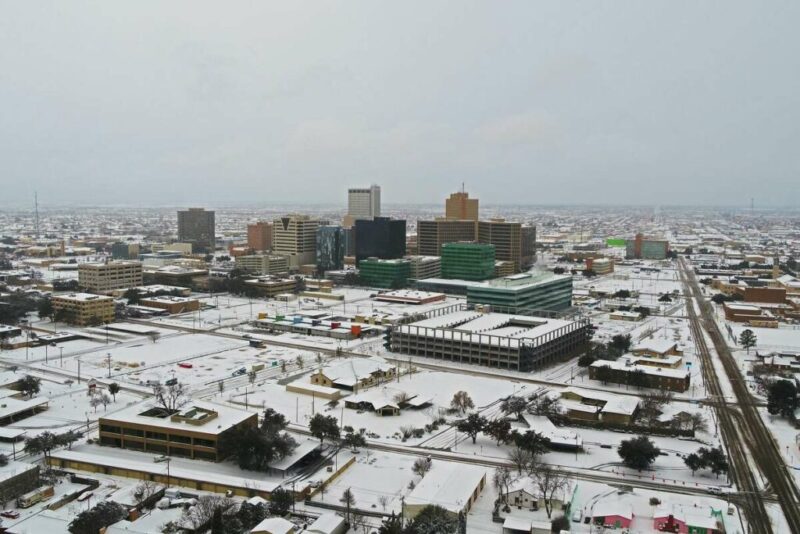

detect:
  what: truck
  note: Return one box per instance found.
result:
[17,486,54,508]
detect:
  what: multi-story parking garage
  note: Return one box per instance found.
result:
[390,304,591,372]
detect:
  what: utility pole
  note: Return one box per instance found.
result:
[106,353,112,378]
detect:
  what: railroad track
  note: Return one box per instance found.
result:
[680,258,800,533]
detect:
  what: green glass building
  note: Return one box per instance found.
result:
[359,258,411,289]
[440,242,495,280]
[467,272,573,313]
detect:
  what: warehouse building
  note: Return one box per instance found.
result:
[391,305,591,371]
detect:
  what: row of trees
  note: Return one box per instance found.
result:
[684,446,728,477]
[25,430,81,462]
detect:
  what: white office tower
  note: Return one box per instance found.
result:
[347,185,381,220]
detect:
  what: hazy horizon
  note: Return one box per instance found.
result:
[2,1,799,207]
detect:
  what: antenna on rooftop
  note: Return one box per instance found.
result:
[34,191,40,239]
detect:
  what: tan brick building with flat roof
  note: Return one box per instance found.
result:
[79,261,143,294]
[99,401,257,462]
[52,293,115,325]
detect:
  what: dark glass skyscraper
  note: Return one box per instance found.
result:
[316,225,345,273]
[354,217,406,265]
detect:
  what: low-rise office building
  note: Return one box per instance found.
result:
[245,276,298,298]
[98,401,257,461]
[52,293,115,325]
[139,295,201,314]
[359,258,411,289]
[441,242,495,281]
[405,255,441,280]
[586,257,614,275]
[589,358,690,392]
[79,261,143,294]
[625,234,670,260]
[467,272,573,313]
[235,254,290,276]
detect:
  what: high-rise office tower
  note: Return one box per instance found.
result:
[247,221,273,251]
[347,185,381,220]
[354,217,406,265]
[316,225,345,273]
[445,190,479,221]
[272,214,319,268]
[177,208,215,253]
[478,219,536,272]
[417,219,477,256]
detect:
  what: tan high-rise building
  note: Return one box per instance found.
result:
[272,214,319,268]
[247,221,273,251]
[445,191,479,221]
[417,219,477,256]
[79,261,143,294]
[177,208,215,253]
[478,219,536,272]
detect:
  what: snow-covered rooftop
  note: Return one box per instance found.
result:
[404,461,486,513]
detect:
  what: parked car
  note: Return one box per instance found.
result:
[1,510,20,519]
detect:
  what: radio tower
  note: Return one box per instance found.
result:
[34,191,40,239]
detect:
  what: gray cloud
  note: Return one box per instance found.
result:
[0,0,798,208]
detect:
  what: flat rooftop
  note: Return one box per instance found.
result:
[100,399,254,436]
[53,292,114,302]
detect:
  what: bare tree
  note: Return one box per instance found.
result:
[351,512,370,533]
[508,447,533,475]
[99,392,111,411]
[296,355,304,369]
[147,332,161,343]
[90,394,103,413]
[183,495,236,529]
[152,383,190,413]
[340,488,356,524]
[493,467,512,506]
[133,480,160,506]
[528,461,572,519]
[412,457,431,477]
[690,412,708,434]
[450,391,474,414]
[378,495,389,511]
[394,391,413,406]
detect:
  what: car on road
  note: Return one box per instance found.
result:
[231,367,247,377]
[177,362,193,369]
[1,510,20,519]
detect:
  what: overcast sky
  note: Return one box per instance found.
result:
[1,1,798,208]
